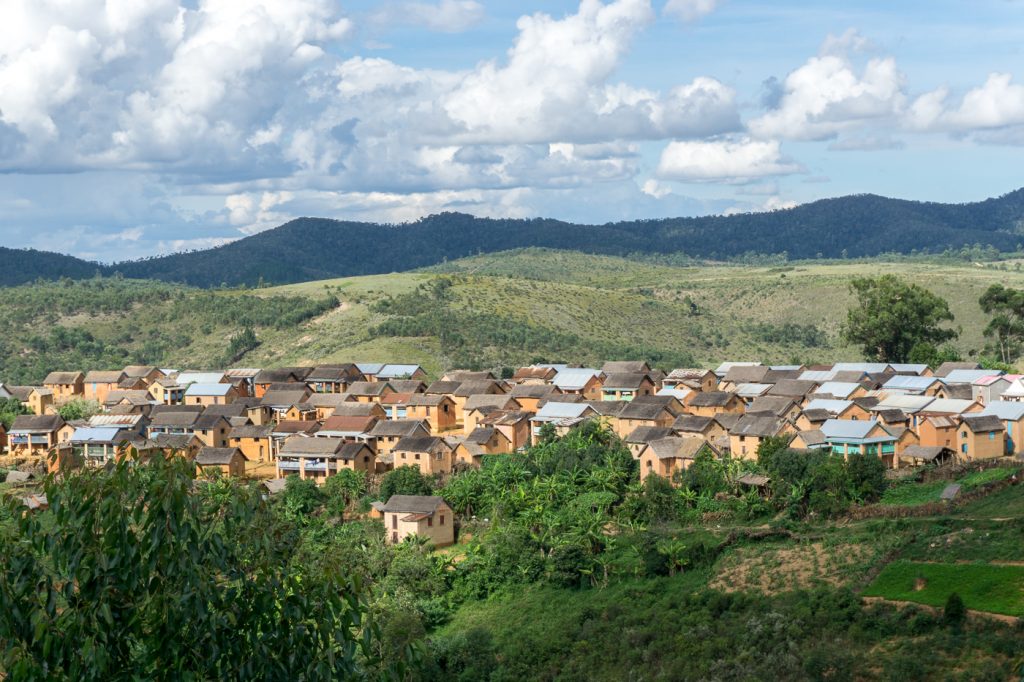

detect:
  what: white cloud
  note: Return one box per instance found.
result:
[907,73,1024,136]
[656,137,802,182]
[749,31,906,141]
[663,0,720,22]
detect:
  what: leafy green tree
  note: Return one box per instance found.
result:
[0,455,388,679]
[907,342,962,370]
[979,284,1024,363]
[844,275,958,362]
[280,474,325,518]
[943,592,967,628]
[845,452,887,503]
[57,398,101,421]
[0,398,31,429]
[380,466,434,500]
[322,468,367,516]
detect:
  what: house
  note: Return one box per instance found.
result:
[662,368,717,393]
[444,370,498,382]
[184,383,239,406]
[462,395,521,434]
[392,436,454,475]
[819,419,900,464]
[728,415,792,460]
[253,368,312,397]
[465,426,512,454]
[881,375,946,396]
[746,396,802,421]
[43,371,84,400]
[368,419,431,456]
[602,360,651,375]
[355,363,385,381]
[7,414,68,456]
[345,381,395,404]
[957,414,1006,461]
[68,426,133,467]
[149,379,186,405]
[510,383,561,412]
[331,401,387,419]
[719,365,771,391]
[671,414,727,442]
[377,364,427,382]
[280,437,375,480]
[766,379,820,400]
[83,370,127,403]
[271,420,319,453]
[812,381,867,400]
[934,361,982,378]
[149,433,203,460]
[380,495,454,547]
[800,398,869,422]
[317,415,380,441]
[389,379,427,394]
[147,410,201,439]
[972,375,1020,405]
[380,392,416,421]
[552,368,605,400]
[944,369,1003,385]
[228,424,275,462]
[601,373,656,401]
[193,414,233,448]
[638,437,719,484]
[530,402,598,440]
[478,410,532,451]
[686,391,744,418]
[122,365,165,387]
[734,383,772,403]
[916,415,960,450]
[305,365,357,394]
[624,425,675,458]
[103,390,153,414]
[978,401,1024,454]
[898,445,955,468]
[451,380,508,414]
[261,387,314,421]
[510,366,558,384]
[27,388,54,416]
[613,401,676,438]
[195,447,248,477]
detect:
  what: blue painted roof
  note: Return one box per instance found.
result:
[184,383,232,396]
[70,427,124,443]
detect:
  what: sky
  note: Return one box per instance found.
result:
[2,0,1024,261]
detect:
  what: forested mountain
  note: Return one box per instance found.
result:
[5,189,1024,287]
[0,247,99,285]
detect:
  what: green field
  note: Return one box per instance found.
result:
[864,560,1024,617]
[879,467,1020,507]
[2,249,1023,383]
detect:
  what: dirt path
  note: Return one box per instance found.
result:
[861,596,1021,625]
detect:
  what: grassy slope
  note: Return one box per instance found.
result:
[864,561,1024,617]
[4,250,1023,382]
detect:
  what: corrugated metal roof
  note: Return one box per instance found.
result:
[355,363,385,374]
[919,398,977,415]
[735,383,772,398]
[70,426,125,443]
[176,372,225,385]
[814,381,860,398]
[552,368,601,390]
[980,401,1024,421]
[803,399,854,414]
[832,362,891,373]
[883,375,940,391]
[378,364,423,378]
[184,383,233,396]
[875,395,935,412]
[820,419,883,441]
[535,402,593,419]
[944,369,1003,384]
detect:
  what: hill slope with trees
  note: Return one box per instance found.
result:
[4,188,1024,287]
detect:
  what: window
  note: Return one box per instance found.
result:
[415,453,420,460]
[989,431,996,440]
[392,514,397,529]
[961,431,968,439]
[961,444,968,453]
[440,515,445,525]
[427,517,432,527]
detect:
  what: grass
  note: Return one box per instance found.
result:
[879,466,1020,507]
[863,560,1024,617]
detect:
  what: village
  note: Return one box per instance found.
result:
[1,359,1021,546]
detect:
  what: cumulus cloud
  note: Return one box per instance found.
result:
[907,73,1024,139]
[750,31,906,141]
[656,137,802,182]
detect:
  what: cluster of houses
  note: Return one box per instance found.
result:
[2,359,1023,543]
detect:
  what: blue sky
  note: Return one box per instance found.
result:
[1,0,1023,260]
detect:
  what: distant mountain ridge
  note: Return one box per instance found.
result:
[3,188,1024,287]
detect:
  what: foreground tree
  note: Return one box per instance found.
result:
[0,455,393,680]
[844,275,958,362]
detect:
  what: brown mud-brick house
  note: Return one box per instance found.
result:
[306,393,352,420]
[509,383,562,412]
[747,396,802,422]
[478,410,532,451]
[316,415,380,441]
[451,380,509,414]
[613,400,676,439]
[346,381,395,404]
[228,424,274,462]
[686,391,744,418]
[552,368,605,401]
[122,365,165,387]
[404,394,458,432]
[638,437,720,484]
[6,414,68,456]
[464,426,512,454]
[253,368,312,398]
[662,369,717,393]
[624,425,675,459]
[195,447,248,477]
[27,388,54,416]
[305,365,355,394]
[601,373,656,401]
[462,395,521,434]
[381,495,454,547]
[149,379,186,405]
[83,370,128,404]
[671,414,727,443]
[43,371,84,400]
[377,364,428,383]
[368,419,431,457]
[957,414,1006,462]
[184,383,239,407]
[392,435,454,475]
[510,366,558,385]
[729,414,794,459]
[277,435,343,481]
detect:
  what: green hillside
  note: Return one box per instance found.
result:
[0,251,1021,383]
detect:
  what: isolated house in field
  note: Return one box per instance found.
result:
[728,414,792,460]
[195,447,247,477]
[83,371,127,404]
[686,391,744,418]
[957,414,1006,462]
[43,371,84,400]
[184,383,239,407]
[552,368,605,400]
[7,414,67,456]
[392,435,454,475]
[638,437,719,484]
[381,495,454,547]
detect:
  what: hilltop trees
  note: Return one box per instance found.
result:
[844,275,958,363]
[979,283,1024,363]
